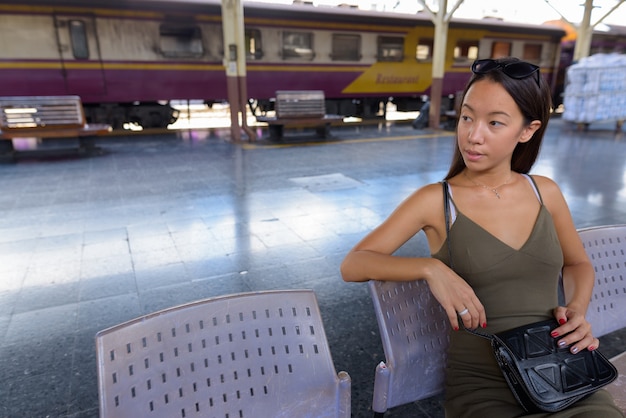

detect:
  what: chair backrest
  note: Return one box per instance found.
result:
[578,225,626,338]
[96,289,351,418]
[368,279,449,414]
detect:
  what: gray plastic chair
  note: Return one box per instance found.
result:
[368,279,449,416]
[578,224,626,338]
[96,289,351,418]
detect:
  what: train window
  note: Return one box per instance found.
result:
[159,24,204,58]
[454,40,478,62]
[246,28,263,60]
[282,31,314,60]
[416,38,433,61]
[523,43,542,62]
[331,34,361,61]
[378,36,404,62]
[69,20,89,60]
[491,41,512,58]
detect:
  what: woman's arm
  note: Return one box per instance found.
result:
[535,175,598,352]
[340,182,486,330]
[340,182,449,282]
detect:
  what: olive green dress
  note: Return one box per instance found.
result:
[432,176,623,417]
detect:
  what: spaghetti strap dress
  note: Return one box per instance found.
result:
[431,175,623,418]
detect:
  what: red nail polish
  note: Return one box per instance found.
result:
[588,345,596,351]
[482,322,487,328]
[454,326,459,331]
[551,331,559,337]
[558,318,566,325]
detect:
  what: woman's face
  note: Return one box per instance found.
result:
[457,78,540,171]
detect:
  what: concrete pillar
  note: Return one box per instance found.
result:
[418,0,464,129]
[429,1,449,130]
[573,0,594,62]
[221,0,256,141]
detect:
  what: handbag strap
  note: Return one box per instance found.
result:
[442,181,494,341]
[442,181,453,270]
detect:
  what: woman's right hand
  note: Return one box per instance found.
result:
[425,258,487,331]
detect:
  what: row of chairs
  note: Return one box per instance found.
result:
[96,225,626,417]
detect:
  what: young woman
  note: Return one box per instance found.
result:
[340,57,623,417]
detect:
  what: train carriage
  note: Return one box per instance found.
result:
[0,0,565,128]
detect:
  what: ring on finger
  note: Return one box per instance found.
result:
[458,308,469,316]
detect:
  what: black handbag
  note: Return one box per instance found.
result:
[441,181,618,413]
[465,318,618,412]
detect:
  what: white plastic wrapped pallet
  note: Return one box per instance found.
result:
[562,53,626,125]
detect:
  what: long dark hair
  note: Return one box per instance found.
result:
[444,57,553,180]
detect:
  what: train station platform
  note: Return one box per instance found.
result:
[1,117,625,417]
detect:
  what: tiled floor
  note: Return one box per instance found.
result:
[1,118,625,417]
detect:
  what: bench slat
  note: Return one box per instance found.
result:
[0,124,111,140]
[255,115,343,125]
[0,96,86,130]
[275,90,326,119]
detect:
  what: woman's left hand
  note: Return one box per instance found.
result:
[552,306,599,354]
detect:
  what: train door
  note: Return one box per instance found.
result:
[53,14,106,98]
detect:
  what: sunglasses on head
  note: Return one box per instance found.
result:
[471,59,541,87]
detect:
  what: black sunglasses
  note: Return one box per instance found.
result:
[471,59,541,87]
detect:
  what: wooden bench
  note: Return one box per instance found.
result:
[0,95,111,159]
[255,90,343,141]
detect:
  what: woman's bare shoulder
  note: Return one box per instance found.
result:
[527,174,563,197]
[528,174,558,187]
[527,174,569,214]
[404,182,446,206]
[396,182,447,228]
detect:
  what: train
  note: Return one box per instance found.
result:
[0,0,567,129]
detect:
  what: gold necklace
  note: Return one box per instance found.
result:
[464,171,512,199]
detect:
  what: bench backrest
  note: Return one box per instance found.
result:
[0,95,86,130]
[275,90,325,118]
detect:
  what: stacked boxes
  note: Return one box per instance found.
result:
[562,54,626,125]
